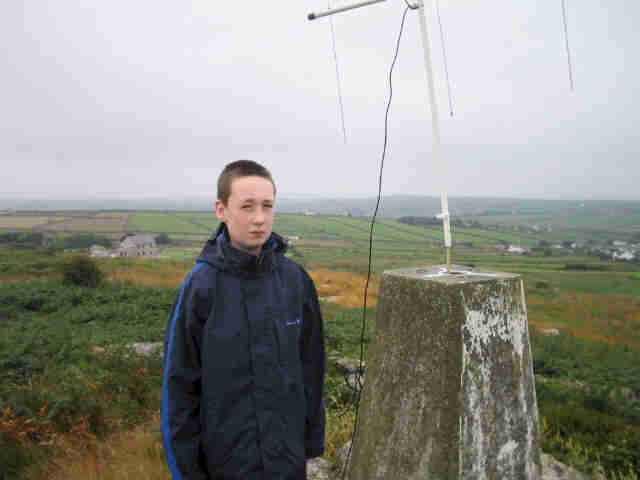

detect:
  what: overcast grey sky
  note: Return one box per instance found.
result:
[1,0,638,200]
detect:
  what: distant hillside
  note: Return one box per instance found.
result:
[2,195,640,222]
[277,196,640,222]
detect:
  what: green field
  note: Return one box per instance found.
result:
[2,206,637,253]
[122,212,564,246]
[127,212,211,235]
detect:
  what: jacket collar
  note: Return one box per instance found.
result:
[197,223,287,274]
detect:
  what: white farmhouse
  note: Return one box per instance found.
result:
[89,245,111,258]
[284,235,300,246]
[613,250,635,261]
[119,234,157,258]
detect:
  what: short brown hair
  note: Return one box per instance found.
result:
[217,160,276,205]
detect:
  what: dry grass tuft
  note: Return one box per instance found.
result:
[324,409,356,461]
[310,269,379,309]
[528,292,640,348]
[106,260,191,289]
[1,255,380,311]
[45,416,170,480]
[106,264,380,309]
[44,410,353,479]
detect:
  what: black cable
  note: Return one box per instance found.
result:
[340,6,411,479]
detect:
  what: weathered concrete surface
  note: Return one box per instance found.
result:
[541,454,589,480]
[308,457,332,480]
[339,441,583,480]
[346,265,541,480]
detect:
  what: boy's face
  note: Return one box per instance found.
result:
[215,175,275,256]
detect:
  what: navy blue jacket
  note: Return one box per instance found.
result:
[162,225,326,480]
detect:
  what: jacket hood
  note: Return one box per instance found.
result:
[196,223,288,274]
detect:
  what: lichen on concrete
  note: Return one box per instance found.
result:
[459,277,541,479]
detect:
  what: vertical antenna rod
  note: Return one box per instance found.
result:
[417,0,452,268]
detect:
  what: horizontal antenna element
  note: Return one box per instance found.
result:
[308,0,387,21]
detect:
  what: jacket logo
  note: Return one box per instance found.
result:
[286,317,301,326]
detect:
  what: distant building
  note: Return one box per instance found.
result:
[613,250,635,261]
[119,234,157,258]
[507,245,527,254]
[89,245,111,258]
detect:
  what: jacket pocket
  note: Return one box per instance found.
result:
[272,311,301,366]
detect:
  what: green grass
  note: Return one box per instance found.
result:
[461,210,640,244]
[161,248,200,261]
[0,281,176,346]
[0,279,171,479]
[0,248,66,278]
[532,329,640,475]
[522,270,640,296]
[172,212,220,231]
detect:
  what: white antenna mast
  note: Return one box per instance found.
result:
[309,0,454,269]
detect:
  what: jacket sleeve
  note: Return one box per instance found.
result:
[162,265,210,480]
[300,269,326,458]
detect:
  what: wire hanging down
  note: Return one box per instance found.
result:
[340,6,412,479]
[561,0,575,91]
[328,1,348,144]
[435,0,455,116]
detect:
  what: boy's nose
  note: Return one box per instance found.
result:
[253,208,265,224]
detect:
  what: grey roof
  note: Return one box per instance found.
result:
[123,234,156,246]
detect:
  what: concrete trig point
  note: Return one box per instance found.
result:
[346,265,542,479]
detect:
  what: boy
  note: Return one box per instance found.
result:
[162,160,326,480]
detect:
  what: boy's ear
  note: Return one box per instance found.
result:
[215,200,226,222]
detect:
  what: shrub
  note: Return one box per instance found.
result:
[565,263,605,271]
[397,216,441,227]
[155,233,170,245]
[61,256,105,288]
[50,233,112,251]
[540,402,640,474]
[0,232,44,249]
